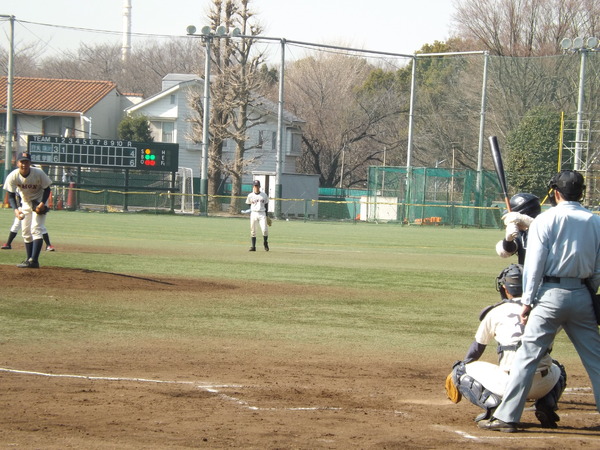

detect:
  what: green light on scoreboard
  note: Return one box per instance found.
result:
[144,148,157,166]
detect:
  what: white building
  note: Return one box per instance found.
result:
[125,74,305,183]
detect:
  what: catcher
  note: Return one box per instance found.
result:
[3,152,52,268]
[446,264,566,428]
[496,193,541,265]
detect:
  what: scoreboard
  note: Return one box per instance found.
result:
[27,135,179,172]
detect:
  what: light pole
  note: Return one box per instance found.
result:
[560,36,599,171]
[2,15,15,176]
[186,24,230,215]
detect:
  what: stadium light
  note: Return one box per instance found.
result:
[560,36,599,171]
[186,25,236,215]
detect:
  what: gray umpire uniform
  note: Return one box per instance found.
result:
[493,199,600,424]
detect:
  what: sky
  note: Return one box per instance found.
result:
[1,0,456,60]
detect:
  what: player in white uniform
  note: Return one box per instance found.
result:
[449,264,566,428]
[3,151,53,268]
[245,180,269,251]
[2,189,55,251]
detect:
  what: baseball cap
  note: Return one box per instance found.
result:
[253,180,260,187]
[549,170,585,198]
[17,152,31,162]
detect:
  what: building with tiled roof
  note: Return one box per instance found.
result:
[0,77,141,159]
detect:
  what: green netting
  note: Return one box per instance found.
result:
[366,166,503,227]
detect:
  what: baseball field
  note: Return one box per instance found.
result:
[0,209,599,448]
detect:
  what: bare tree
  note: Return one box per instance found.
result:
[452,0,600,56]
[12,38,200,97]
[187,0,267,212]
[285,52,404,188]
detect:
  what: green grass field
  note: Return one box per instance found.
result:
[0,209,578,363]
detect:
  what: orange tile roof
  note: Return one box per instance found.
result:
[0,77,117,115]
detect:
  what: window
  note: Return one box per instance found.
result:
[43,116,75,137]
[258,130,276,150]
[150,121,175,143]
[289,133,302,156]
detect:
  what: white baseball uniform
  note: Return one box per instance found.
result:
[246,190,269,237]
[4,166,52,242]
[466,300,560,399]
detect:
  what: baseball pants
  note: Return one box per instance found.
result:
[250,211,268,237]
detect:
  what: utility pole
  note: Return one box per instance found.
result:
[2,15,15,176]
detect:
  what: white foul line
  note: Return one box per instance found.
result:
[0,367,342,412]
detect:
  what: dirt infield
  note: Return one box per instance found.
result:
[2,266,600,448]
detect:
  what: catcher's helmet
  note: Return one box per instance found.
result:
[496,264,523,298]
[548,170,585,205]
[509,193,541,218]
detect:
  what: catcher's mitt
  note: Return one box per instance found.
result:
[267,216,272,226]
[445,372,462,403]
[35,203,49,215]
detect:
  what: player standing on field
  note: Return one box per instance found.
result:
[3,152,52,268]
[245,180,269,252]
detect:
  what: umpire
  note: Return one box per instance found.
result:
[480,170,600,432]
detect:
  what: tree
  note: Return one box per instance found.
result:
[117,115,154,142]
[505,106,562,197]
[186,0,267,213]
[285,52,405,188]
[16,39,201,97]
[452,0,600,57]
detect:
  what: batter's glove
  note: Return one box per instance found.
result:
[35,203,49,215]
[502,211,534,230]
[505,222,519,242]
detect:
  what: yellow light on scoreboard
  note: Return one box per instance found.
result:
[143,148,157,166]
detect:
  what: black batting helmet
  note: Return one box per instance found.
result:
[496,264,523,299]
[509,193,541,218]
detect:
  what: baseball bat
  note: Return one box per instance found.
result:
[488,136,511,212]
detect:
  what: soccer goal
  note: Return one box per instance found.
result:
[176,167,195,214]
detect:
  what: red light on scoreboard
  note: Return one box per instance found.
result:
[144,148,156,166]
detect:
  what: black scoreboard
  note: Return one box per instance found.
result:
[27,135,179,172]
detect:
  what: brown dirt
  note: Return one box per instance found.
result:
[1,265,600,449]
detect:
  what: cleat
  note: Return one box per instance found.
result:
[478,418,518,433]
[535,409,559,429]
[17,259,40,269]
[46,245,56,252]
[474,408,495,423]
[248,247,256,252]
[1,243,11,250]
[264,243,269,251]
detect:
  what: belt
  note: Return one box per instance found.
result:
[543,276,584,285]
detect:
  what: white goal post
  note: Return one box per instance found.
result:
[177,167,195,214]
